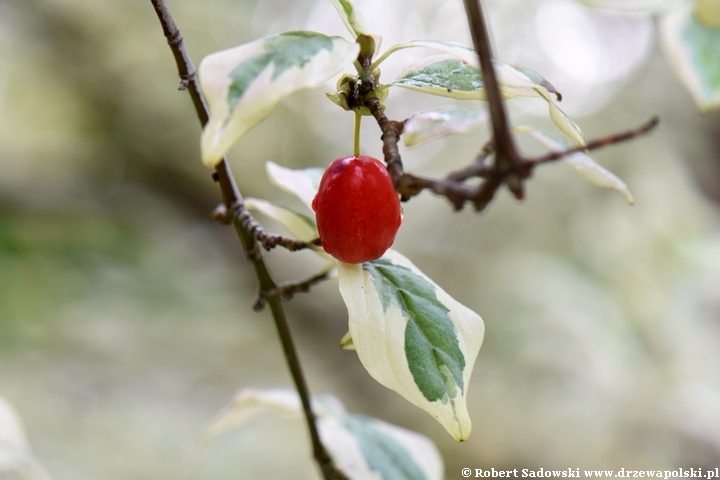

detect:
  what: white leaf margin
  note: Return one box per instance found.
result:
[203,388,443,480]
[380,40,586,146]
[336,250,484,441]
[199,33,359,167]
[202,388,345,440]
[327,0,383,55]
[516,125,635,204]
[403,106,489,147]
[661,3,720,112]
[263,161,485,440]
[266,161,324,213]
[245,197,319,243]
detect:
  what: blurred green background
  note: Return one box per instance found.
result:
[1,0,719,478]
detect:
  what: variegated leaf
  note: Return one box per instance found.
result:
[265,161,325,212]
[372,40,481,70]
[336,250,484,441]
[388,45,585,146]
[327,0,382,56]
[204,389,443,480]
[661,4,720,111]
[202,388,345,440]
[403,106,489,147]
[199,32,359,166]
[325,415,443,480]
[392,55,487,101]
[517,126,634,204]
[376,39,557,100]
[533,87,587,148]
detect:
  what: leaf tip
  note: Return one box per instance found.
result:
[623,189,636,206]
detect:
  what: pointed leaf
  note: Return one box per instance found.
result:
[327,0,382,56]
[202,388,346,440]
[244,197,318,242]
[517,126,634,204]
[534,88,586,147]
[337,250,484,441]
[323,415,443,480]
[403,106,489,147]
[199,32,359,166]
[392,55,489,100]
[661,4,720,111]
[265,161,325,212]
[204,389,443,479]
[391,54,585,146]
[376,39,560,98]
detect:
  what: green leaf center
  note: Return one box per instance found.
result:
[228,32,335,111]
[364,259,465,403]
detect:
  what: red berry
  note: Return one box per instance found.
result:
[312,156,402,264]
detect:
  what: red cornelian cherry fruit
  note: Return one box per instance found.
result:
[312,156,402,264]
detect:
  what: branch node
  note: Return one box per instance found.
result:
[167,28,183,48]
[253,269,333,311]
[178,68,196,90]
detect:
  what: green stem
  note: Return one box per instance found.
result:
[369,42,413,72]
[354,112,362,157]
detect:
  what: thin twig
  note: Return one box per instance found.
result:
[212,203,321,255]
[445,139,495,182]
[525,116,660,166]
[360,0,658,213]
[463,0,521,174]
[149,2,346,478]
[254,268,335,311]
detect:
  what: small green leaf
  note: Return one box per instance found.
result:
[199,32,359,166]
[662,4,720,111]
[340,331,355,350]
[337,250,484,441]
[403,106,489,147]
[517,126,634,204]
[265,161,325,212]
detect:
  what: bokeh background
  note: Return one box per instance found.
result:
[1,0,719,478]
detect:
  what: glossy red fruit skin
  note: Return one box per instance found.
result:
[312,156,402,264]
